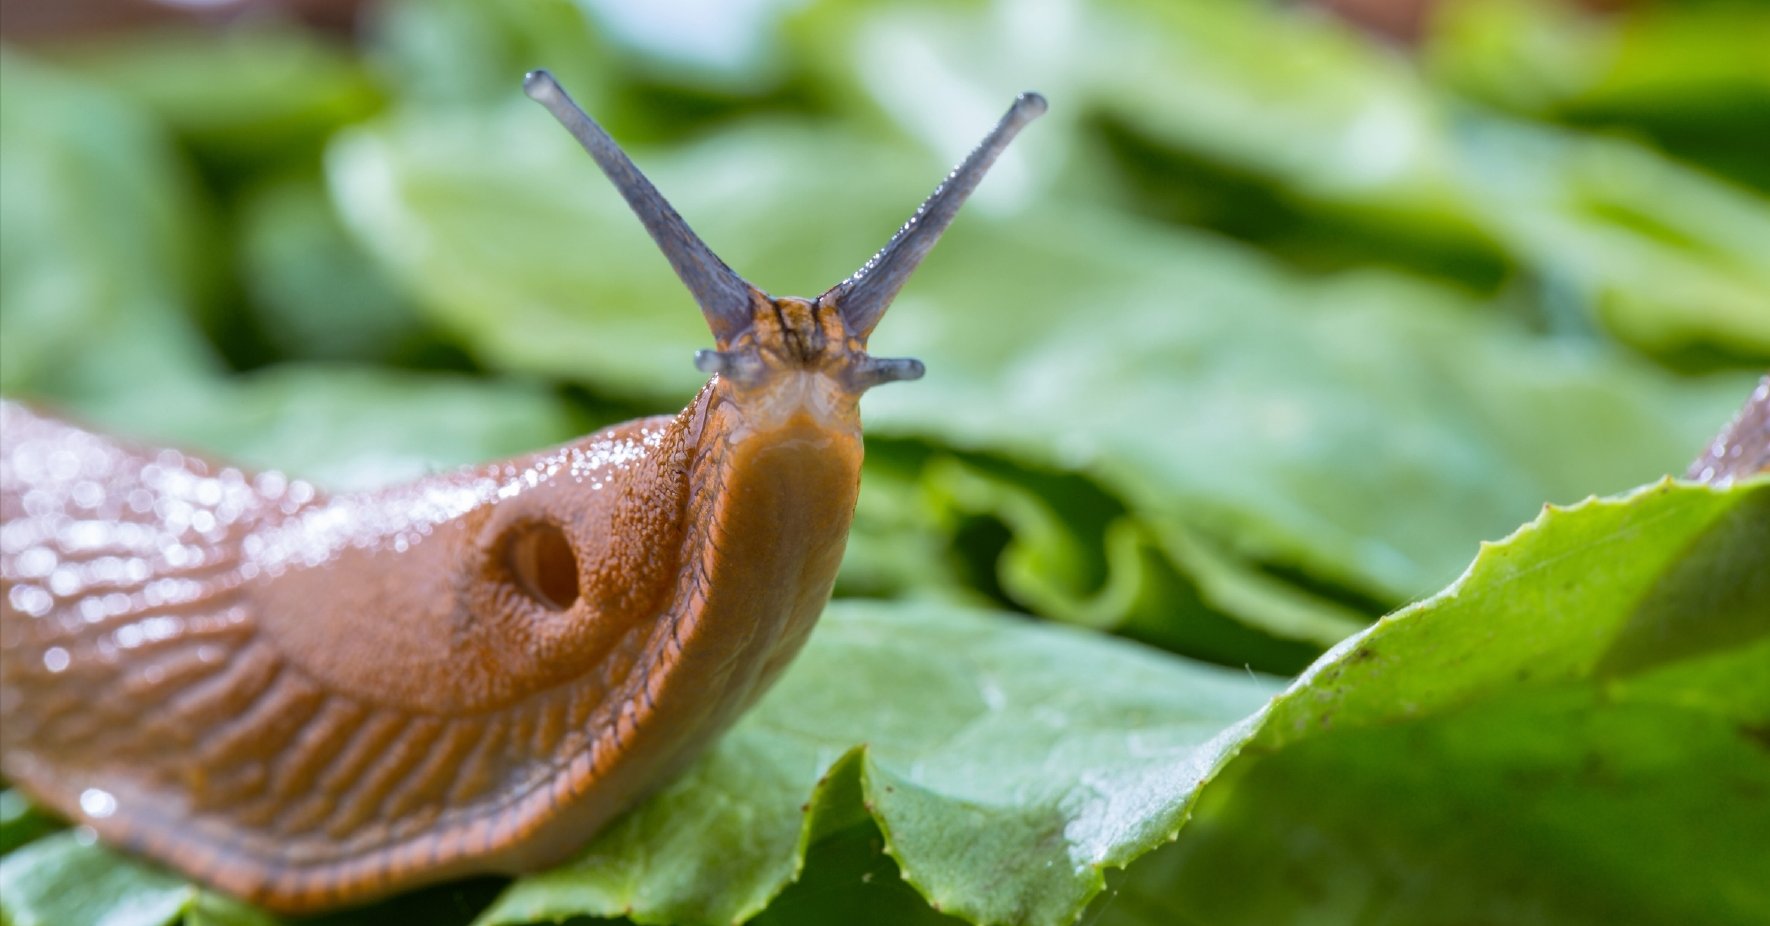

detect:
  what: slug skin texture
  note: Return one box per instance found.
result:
[0,373,855,907]
[0,75,1045,911]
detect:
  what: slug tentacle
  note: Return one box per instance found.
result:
[523,69,764,345]
[0,401,717,906]
[820,92,1048,338]
[693,348,765,386]
[0,76,1045,913]
[847,355,927,391]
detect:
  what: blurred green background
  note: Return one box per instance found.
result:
[4,0,1763,675]
[0,0,1766,920]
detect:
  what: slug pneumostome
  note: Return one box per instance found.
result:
[0,72,1047,911]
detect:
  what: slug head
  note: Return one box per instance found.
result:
[523,70,1045,416]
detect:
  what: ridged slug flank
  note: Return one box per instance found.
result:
[0,72,1047,912]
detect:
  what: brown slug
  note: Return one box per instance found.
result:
[0,71,1047,912]
[1687,375,1770,486]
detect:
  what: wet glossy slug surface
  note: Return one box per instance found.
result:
[0,74,1045,912]
[0,383,856,909]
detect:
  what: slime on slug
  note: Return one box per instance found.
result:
[0,71,1046,911]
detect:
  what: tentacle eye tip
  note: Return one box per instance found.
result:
[694,348,765,385]
[523,69,561,101]
[692,349,723,374]
[850,356,925,391]
[883,357,926,383]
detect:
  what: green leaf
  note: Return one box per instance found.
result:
[0,833,503,926]
[179,892,283,926]
[0,832,194,926]
[476,600,1281,926]
[0,602,1277,926]
[917,456,1362,672]
[42,365,580,493]
[1103,477,1770,926]
[371,0,619,109]
[235,175,429,366]
[834,448,977,604]
[48,26,381,171]
[327,111,945,400]
[0,52,217,402]
[1429,0,1770,192]
[749,822,965,926]
[181,877,507,926]
[326,108,1749,611]
[1095,0,1770,359]
[4,6,1766,924]
[1259,479,1767,743]
[3,479,1761,925]
[804,0,1770,359]
[0,790,61,856]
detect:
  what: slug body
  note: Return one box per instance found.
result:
[0,73,1046,911]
